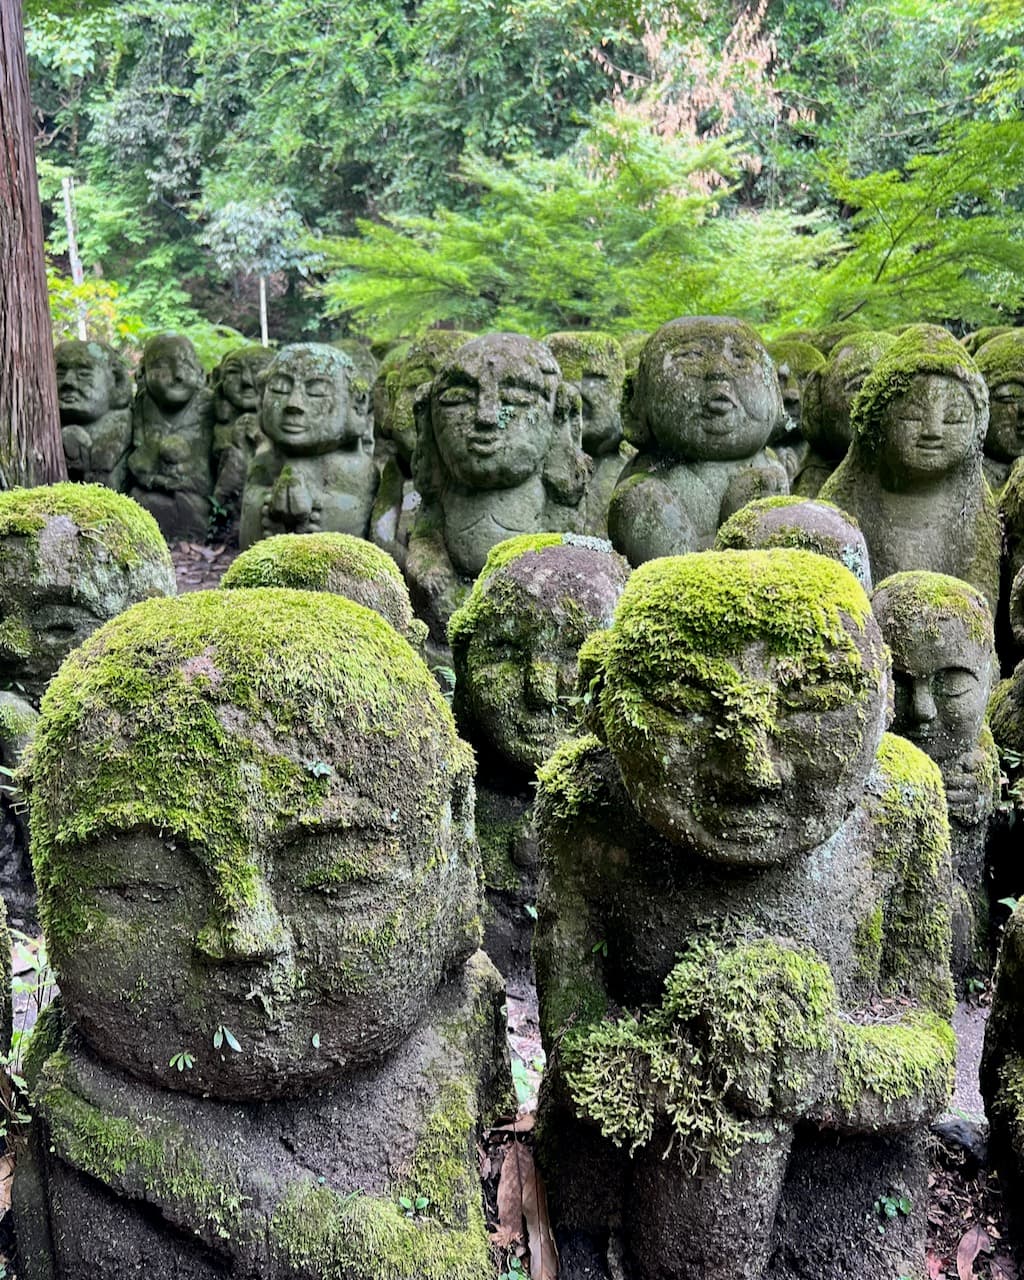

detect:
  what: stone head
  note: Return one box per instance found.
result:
[261,344,359,457]
[221,533,426,648]
[31,588,480,1100]
[54,340,131,425]
[801,331,895,459]
[963,325,1015,356]
[416,333,576,495]
[848,325,988,483]
[715,496,872,589]
[0,485,175,701]
[449,534,630,772]
[379,331,472,464]
[581,549,889,866]
[873,571,994,766]
[332,340,379,446]
[626,317,786,462]
[543,332,626,456]
[975,330,1024,464]
[139,334,206,412]
[211,345,274,418]
[765,339,826,432]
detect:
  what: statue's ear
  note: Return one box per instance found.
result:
[543,379,590,506]
[576,629,613,741]
[620,368,650,449]
[411,384,444,500]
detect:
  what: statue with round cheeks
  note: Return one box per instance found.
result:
[765,339,825,435]
[0,484,175,702]
[30,589,480,1100]
[974,329,1024,491]
[137,333,206,412]
[449,534,630,774]
[212,345,274,421]
[583,549,889,866]
[378,330,473,469]
[715,495,872,590]
[55,339,134,489]
[260,344,359,457]
[543,331,626,458]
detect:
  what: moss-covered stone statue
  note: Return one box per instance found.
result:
[448,532,630,973]
[0,484,175,924]
[608,317,789,566]
[377,331,474,472]
[764,338,825,481]
[820,325,998,613]
[240,344,380,549]
[973,329,1024,494]
[543,332,630,537]
[127,332,215,542]
[407,333,590,649]
[963,325,1016,356]
[715,494,872,589]
[981,901,1024,1245]
[793,330,895,498]
[221,532,427,650]
[14,588,508,1280]
[534,549,954,1280]
[209,344,275,526]
[55,339,133,490]
[872,572,998,990]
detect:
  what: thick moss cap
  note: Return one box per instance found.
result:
[765,339,826,378]
[872,570,993,649]
[0,483,172,570]
[543,332,626,384]
[975,330,1024,388]
[31,588,470,939]
[848,325,987,460]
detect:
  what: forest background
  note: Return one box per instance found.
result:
[25,0,1024,365]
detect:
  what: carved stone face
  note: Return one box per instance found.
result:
[879,373,978,480]
[809,337,891,456]
[638,319,782,462]
[142,336,205,411]
[598,551,887,867]
[32,590,478,1099]
[431,336,558,490]
[985,381,1024,463]
[218,350,270,415]
[261,346,355,456]
[55,341,121,424]
[544,334,625,457]
[453,541,629,771]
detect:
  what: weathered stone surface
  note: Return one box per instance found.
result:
[608,317,789,565]
[240,344,379,548]
[407,333,589,648]
[981,901,1024,1248]
[821,325,998,613]
[376,331,473,471]
[873,571,998,989]
[209,345,275,525]
[55,339,133,490]
[974,328,1024,493]
[128,333,215,542]
[534,549,954,1280]
[715,494,872,589]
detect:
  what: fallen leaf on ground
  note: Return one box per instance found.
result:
[956,1224,992,1280]
[925,1250,945,1278]
[495,1141,528,1243]
[519,1144,558,1280]
[492,1113,536,1134]
[0,1153,15,1216]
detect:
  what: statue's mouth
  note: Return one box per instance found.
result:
[466,432,503,455]
[705,393,737,416]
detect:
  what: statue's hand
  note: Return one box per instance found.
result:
[942,746,991,826]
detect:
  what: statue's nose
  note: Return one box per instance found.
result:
[195,879,291,964]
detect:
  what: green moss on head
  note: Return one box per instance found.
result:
[849,326,987,462]
[765,340,826,378]
[30,588,469,949]
[543,331,626,384]
[975,329,1024,388]
[0,484,171,571]
[715,498,869,586]
[446,533,572,651]
[872,570,993,649]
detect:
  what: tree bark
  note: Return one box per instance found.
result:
[0,0,66,487]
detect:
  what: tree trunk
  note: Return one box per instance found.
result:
[0,0,66,488]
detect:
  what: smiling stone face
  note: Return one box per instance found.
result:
[586,549,888,866]
[975,330,1024,464]
[430,335,560,490]
[55,341,129,425]
[31,589,480,1099]
[879,373,978,481]
[141,335,206,412]
[635,318,784,462]
[261,345,356,456]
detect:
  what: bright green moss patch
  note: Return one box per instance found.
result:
[0,483,170,570]
[543,331,626,383]
[536,735,609,824]
[872,570,993,647]
[995,1055,1024,1157]
[222,533,403,592]
[0,698,37,744]
[447,533,565,651]
[765,339,826,377]
[835,1010,955,1116]
[0,617,33,659]
[975,329,1024,388]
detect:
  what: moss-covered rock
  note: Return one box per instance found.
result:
[715,495,872,588]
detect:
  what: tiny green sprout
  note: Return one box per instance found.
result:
[305,759,334,779]
[170,1050,195,1071]
[213,1025,241,1053]
[1000,897,1019,912]
[592,938,608,957]
[873,1191,912,1233]
[312,1032,321,1049]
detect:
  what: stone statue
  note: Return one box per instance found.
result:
[221,532,427,650]
[407,333,590,649]
[764,339,826,481]
[973,329,1024,493]
[715,494,871,589]
[209,344,275,527]
[239,344,379,549]
[448,532,629,972]
[821,325,998,613]
[981,901,1024,1246]
[543,332,630,536]
[963,325,1015,356]
[55,339,133,490]
[15,587,507,1279]
[377,331,473,472]
[794,331,895,498]
[0,484,175,924]
[127,332,215,542]
[607,317,789,566]
[534,549,954,1280]
[873,571,999,989]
